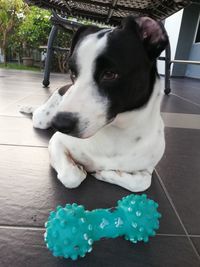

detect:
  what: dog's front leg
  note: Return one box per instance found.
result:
[20,84,71,129]
[32,86,68,129]
[49,132,87,188]
[20,89,63,129]
[93,170,153,192]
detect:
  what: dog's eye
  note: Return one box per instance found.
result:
[102,71,119,81]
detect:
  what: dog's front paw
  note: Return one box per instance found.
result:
[57,165,87,188]
[93,170,116,183]
[93,170,152,192]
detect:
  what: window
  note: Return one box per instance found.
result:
[195,14,200,43]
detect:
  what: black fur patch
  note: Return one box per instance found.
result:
[92,16,168,120]
[58,84,72,96]
[93,25,155,119]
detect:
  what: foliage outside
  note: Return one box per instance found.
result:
[0,0,26,65]
[12,6,51,57]
[0,1,112,72]
[0,1,72,72]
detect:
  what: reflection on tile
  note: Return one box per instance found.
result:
[0,94,50,117]
[162,112,200,129]
[0,117,53,147]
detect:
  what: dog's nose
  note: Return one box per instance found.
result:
[52,112,78,135]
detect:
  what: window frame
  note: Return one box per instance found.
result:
[194,12,200,44]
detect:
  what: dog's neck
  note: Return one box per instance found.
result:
[110,78,162,131]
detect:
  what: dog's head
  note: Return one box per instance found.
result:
[52,16,168,138]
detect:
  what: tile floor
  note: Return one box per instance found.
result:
[0,69,200,267]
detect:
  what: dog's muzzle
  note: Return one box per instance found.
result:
[52,112,79,136]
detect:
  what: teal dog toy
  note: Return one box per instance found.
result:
[44,194,161,260]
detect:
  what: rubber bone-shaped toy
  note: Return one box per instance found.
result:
[44,194,161,260]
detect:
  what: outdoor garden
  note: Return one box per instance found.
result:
[0,0,72,73]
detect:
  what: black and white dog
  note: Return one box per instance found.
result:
[22,16,168,192]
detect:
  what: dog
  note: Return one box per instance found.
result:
[21,16,168,192]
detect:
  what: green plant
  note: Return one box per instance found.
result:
[8,5,72,73]
[17,6,51,57]
[0,0,27,65]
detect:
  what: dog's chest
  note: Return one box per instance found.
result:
[78,117,164,173]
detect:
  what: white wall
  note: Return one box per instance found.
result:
[157,9,183,75]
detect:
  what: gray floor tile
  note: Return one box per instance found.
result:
[0,94,50,117]
[0,116,53,147]
[161,112,200,129]
[192,237,200,255]
[161,94,200,114]
[157,127,200,234]
[170,78,200,105]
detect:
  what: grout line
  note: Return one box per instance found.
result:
[157,233,187,237]
[0,225,45,231]
[0,143,48,149]
[155,169,200,261]
[171,93,200,108]
[157,233,200,238]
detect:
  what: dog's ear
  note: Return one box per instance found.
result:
[122,16,169,60]
[70,25,101,56]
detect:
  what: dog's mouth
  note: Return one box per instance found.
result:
[51,110,115,139]
[52,118,114,139]
[52,126,95,139]
[77,117,115,139]
[51,122,87,139]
